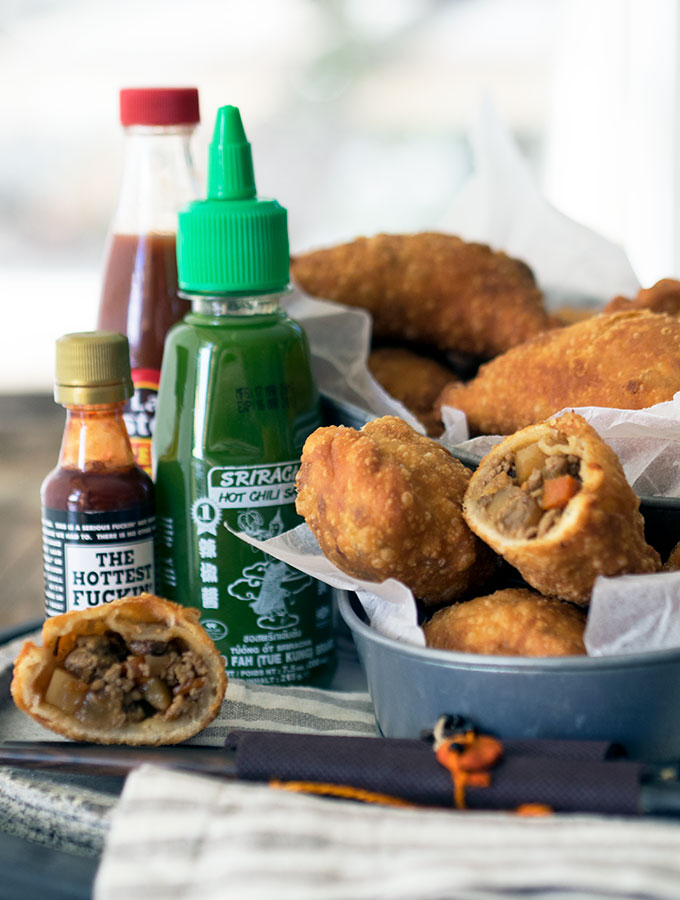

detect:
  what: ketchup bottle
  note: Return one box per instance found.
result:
[97,87,200,476]
[41,332,155,617]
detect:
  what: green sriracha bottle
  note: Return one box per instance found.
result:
[153,105,335,686]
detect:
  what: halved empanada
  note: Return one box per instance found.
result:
[11,594,227,745]
[463,413,660,604]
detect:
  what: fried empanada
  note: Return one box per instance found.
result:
[291,233,549,358]
[11,594,227,745]
[604,278,680,317]
[423,588,587,657]
[663,540,680,572]
[368,347,457,435]
[462,413,660,604]
[295,415,497,606]
[437,310,680,435]
[547,305,597,328]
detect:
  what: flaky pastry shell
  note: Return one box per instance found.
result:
[296,416,497,606]
[11,594,227,745]
[463,413,660,604]
[291,233,549,358]
[438,310,680,435]
[423,588,587,657]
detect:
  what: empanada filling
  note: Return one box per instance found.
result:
[478,439,582,540]
[44,631,208,727]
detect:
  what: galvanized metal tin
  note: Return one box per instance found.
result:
[338,591,680,761]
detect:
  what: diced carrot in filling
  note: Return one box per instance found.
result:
[480,447,582,539]
[541,474,581,510]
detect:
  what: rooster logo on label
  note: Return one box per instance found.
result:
[227,510,311,630]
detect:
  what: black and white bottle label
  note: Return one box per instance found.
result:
[41,506,155,616]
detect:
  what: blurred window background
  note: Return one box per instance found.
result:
[1,0,678,392]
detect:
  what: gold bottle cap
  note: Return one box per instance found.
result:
[55,331,134,405]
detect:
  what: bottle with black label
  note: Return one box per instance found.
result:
[41,331,156,617]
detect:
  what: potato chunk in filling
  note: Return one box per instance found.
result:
[479,444,582,539]
[44,631,208,726]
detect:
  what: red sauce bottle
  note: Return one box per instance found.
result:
[97,87,200,476]
[41,332,155,617]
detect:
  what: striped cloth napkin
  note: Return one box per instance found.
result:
[94,676,680,900]
[95,763,680,900]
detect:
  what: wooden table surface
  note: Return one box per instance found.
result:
[0,395,64,627]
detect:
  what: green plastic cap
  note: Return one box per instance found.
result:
[177,105,289,293]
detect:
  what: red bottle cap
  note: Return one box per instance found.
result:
[119,88,200,127]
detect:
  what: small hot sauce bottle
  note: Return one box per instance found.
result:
[41,332,156,617]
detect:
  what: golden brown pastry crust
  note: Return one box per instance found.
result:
[462,413,660,604]
[437,310,680,435]
[423,588,587,657]
[11,594,227,745]
[295,416,497,606]
[367,347,456,435]
[291,233,549,358]
[604,278,680,317]
[663,541,680,572]
[547,306,597,328]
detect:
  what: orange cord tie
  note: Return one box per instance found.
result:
[269,779,418,808]
[431,717,504,810]
[515,803,554,817]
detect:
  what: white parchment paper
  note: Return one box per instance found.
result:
[585,572,680,657]
[437,100,641,308]
[234,526,425,647]
[268,106,680,658]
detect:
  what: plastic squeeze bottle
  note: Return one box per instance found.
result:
[154,105,334,686]
[97,87,200,476]
[41,332,156,617]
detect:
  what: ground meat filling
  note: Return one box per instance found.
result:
[45,631,208,728]
[478,441,582,540]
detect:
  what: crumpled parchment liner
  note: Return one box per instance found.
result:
[585,573,680,657]
[261,105,680,659]
[234,525,425,647]
[437,100,640,307]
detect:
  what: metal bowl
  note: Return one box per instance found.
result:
[338,591,680,761]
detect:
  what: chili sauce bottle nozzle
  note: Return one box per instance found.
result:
[177,104,289,294]
[207,105,256,200]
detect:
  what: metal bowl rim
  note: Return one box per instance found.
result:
[337,590,680,672]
